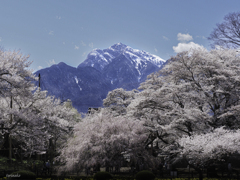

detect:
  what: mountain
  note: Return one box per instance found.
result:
[36,62,111,112]
[35,43,166,113]
[79,42,164,71]
[79,43,165,90]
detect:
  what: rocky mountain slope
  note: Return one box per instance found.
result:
[35,43,166,113]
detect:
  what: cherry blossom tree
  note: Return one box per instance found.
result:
[179,127,240,166]
[57,107,150,174]
[0,50,37,158]
[0,50,80,158]
[103,88,138,116]
[58,48,240,176]
[127,48,240,168]
[0,50,35,98]
[15,89,79,156]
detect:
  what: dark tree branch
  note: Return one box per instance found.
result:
[209,12,240,49]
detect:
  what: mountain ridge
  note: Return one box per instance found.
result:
[35,43,166,113]
[78,42,165,71]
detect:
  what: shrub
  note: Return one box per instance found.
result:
[111,176,133,180]
[93,171,112,180]
[135,170,155,180]
[9,170,36,179]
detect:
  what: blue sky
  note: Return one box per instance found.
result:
[0,0,240,71]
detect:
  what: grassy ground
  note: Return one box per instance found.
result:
[0,178,237,180]
[0,157,239,180]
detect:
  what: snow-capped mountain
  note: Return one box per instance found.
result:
[79,42,165,90]
[78,42,165,71]
[35,43,166,113]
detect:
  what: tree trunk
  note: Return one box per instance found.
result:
[9,96,13,163]
[193,166,203,180]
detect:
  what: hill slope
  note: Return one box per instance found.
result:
[35,43,166,113]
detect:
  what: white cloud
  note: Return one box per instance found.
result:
[173,42,205,53]
[47,59,56,66]
[49,31,54,35]
[82,52,87,57]
[163,36,169,41]
[154,47,158,53]
[81,41,86,46]
[0,37,2,42]
[177,33,193,42]
[56,16,61,20]
[196,35,207,39]
[89,42,93,48]
[75,45,79,50]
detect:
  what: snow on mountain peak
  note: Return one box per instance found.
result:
[88,48,102,56]
[107,43,165,65]
[108,42,127,52]
[79,43,165,71]
[122,45,165,68]
[88,48,108,63]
